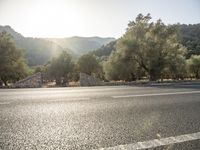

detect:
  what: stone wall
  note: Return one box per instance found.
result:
[14,72,42,88]
[79,73,102,86]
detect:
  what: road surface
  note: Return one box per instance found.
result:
[0,83,200,149]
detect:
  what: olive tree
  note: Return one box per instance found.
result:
[187,55,200,79]
[0,32,28,86]
[47,51,74,86]
[77,54,101,76]
[115,13,186,81]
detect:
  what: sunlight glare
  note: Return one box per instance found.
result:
[25,0,86,37]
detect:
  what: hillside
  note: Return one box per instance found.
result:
[179,24,200,58]
[91,40,117,58]
[0,25,115,66]
[46,36,114,56]
[0,25,66,66]
[92,24,200,59]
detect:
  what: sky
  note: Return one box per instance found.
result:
[0,0,199,38]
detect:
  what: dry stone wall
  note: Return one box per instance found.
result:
[79,73,102,86]
[14,72,42,88]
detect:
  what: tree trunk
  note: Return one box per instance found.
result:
[55,78,61,86]
[149,70,158,81]
[195,72,199,79]
[62,77,68,87]
[0,80,3,86]
[149,75,157,81]
[131,73,136,81]
[2,80,8,86]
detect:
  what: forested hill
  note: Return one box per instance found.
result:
[47,37,115,56]
[0,25,65,66]
[0,25,115,66]
[179,24,200,57]
[92,24,200,58]
[91,41,117,58]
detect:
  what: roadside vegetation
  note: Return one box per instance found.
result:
[1,14,200,87]
[0,32,28,86]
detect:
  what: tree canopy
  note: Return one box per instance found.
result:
[77,54,101,75]
[105,14,186,81]
[46,51,74,86]
[179,24,200,58]
[187,55,200,79]
[104,50,143,81]
[0,32,28,86]
[91,41,117,58]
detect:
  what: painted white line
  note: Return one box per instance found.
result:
[97,132,200,150]
[112,90,200,98]
[48,97,91,102]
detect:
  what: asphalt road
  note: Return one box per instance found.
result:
[0,83,200,150]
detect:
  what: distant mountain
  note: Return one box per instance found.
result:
[91,40,117,57]
[0,25,66,66]
[0,25,115,66]
[46,36,115,56]
[0,25,24,39]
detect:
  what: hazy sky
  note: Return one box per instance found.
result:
[0,0,199,38]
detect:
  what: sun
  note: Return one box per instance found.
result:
[24,0,86,38]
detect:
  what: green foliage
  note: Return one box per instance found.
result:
[163,47,187,79]
[187,55,200,79]
[47,51,74,86]
[0,32,28,85]
[104,50,143,81]
[92,41,117,57]
[178,24,200,58]
[113,13,186,81]
[92,24,200,62]
[31,65,46,74]
[77,54,101,75]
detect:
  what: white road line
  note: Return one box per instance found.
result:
[97,132,200,150]
[48,97,91,102]
[112,90,200,98]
